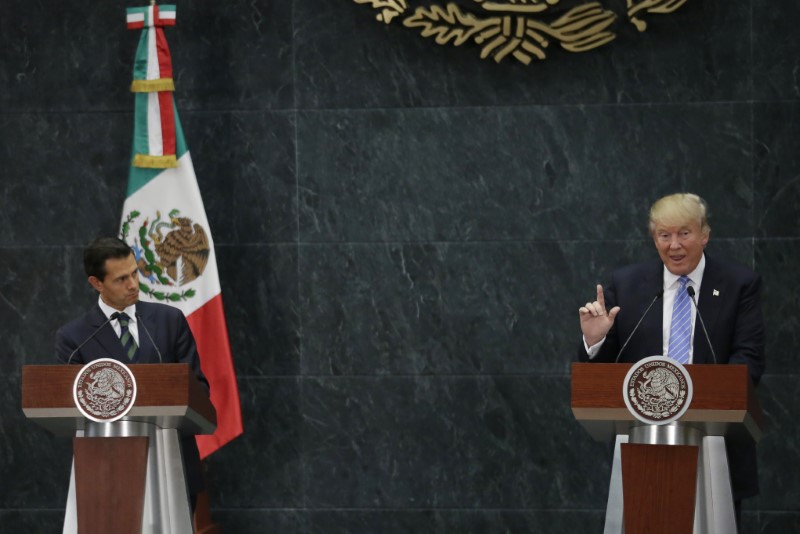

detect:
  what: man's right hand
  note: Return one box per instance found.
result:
[579,284,620,346]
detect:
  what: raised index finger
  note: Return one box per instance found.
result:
[596,284,606,311]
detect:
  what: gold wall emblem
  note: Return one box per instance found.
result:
[627,0,689,32]
[354,0,692,65]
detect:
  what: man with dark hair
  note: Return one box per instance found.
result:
[81,236,134,281]
[56,236,208,509]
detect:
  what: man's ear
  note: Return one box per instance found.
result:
[701,230,710,248]
[88,275,103,292]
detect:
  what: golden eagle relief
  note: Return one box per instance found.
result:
[353,0,693,65]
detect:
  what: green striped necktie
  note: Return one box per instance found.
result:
[118,312,138,361]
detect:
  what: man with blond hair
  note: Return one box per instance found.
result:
[578,193,765,525]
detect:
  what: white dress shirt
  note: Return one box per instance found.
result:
[97,296,140,346]
[585,254,706,362]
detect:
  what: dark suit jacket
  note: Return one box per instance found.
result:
[579,255,766,498]
[55,300,208,496]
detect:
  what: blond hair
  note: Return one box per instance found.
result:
[648,193,710,235]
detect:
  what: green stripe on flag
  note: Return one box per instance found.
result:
[131,32,150,81]
[127,98,188,196]
[126,6,149,20]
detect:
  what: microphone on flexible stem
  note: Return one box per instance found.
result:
[136,312,163,363]
[614,290,664,363]
[687,286,717,364]
[65,312,121,365]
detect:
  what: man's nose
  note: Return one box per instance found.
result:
[669,236,681,248]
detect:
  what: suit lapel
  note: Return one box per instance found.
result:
[694,256,723,364]
[638,261,665,357]
[88,305,127,361]
[134,303,157,363]
[616,260,664,361]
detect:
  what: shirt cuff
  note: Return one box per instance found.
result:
[583,337,605,359]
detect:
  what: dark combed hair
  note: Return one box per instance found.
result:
[83,237,134,280]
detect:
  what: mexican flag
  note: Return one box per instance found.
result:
[120,4,242,458]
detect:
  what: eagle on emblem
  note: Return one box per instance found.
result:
[137,209,210,286]
[87,368,126,401]
[638,367,680,401]
[153,215,210,285]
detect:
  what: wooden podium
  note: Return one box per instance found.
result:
[571,363,764,534]
[22,363,216,534]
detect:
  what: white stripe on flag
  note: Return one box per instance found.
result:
[127,13,145,23]
[146,12,160,80]
[147,92,164,156]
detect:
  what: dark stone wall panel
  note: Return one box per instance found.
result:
[301,376,610,509]
[0,114,129,247]
[751,375,800,509]
[307,509,605,534]
[0,511,67,533]
[0,2,131,112]
[0,376,72,508]
[752,0,800,100]
[216,244,301,376]
[754,102,800,238]
[210,510,308,533]
[755,240,800,375]
[298,105,752,243]
[741,512,800,534]
[205,377,305,508]
[203,509,606,534]
[299,241,652,376]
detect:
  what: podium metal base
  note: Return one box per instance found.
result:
[604,423,736,534]
[63,420,193,534]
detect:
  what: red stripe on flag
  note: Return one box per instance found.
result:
[127,21,145,30]
[154,27,173,79]
[187,295,243,459]
[158,92,176,156]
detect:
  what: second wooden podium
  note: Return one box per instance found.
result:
[571,362,764,534]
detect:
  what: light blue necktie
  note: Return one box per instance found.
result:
[668,276,692,364]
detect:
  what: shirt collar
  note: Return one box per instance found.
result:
[97,296,137,321]
[663,253,705,289]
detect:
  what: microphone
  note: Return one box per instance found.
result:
[136,312,163,363]
[614,290,664,363]
[687,286,717,364]
[65,312,121,365]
